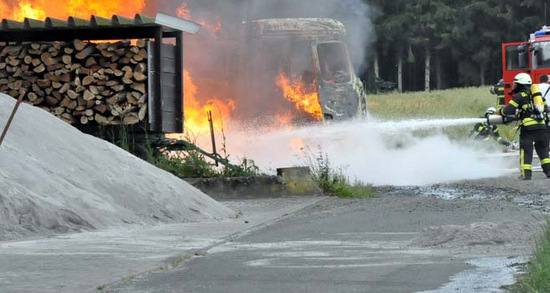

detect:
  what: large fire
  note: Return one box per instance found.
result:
[183,70,234,137]
[0,0,143,21]
[276,71,322,121]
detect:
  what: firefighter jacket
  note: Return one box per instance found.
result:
[500,89,546,131]
[491,84,505,108]
[495,84,506,108]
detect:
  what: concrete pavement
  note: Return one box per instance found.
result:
[0,196,328,293]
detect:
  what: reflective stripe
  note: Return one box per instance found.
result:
[542,158,550,165]
[510,100,519,108]
[522,117,545,126]
[520,149,525,177]
[521,164,532,170]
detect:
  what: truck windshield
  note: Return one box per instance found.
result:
[317,42,351,83]
[532,41,550,69]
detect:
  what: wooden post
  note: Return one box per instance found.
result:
[0,91,25,149]
[154,28,163,132]
[175,31,184,133]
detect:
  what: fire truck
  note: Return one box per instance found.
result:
[502,25,550,104]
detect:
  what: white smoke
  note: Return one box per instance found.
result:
[222,119,511,186]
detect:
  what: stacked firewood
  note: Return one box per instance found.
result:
[0,39,148,125]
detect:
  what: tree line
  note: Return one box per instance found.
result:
[363,0,550,92]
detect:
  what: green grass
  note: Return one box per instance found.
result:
[367,87,520,142]
[147,150,260,179]
[304,147,375,198]
[509,218,550,293]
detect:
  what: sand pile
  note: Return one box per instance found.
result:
[0,94,234,240]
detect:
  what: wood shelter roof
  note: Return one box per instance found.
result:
[0,12,200,42]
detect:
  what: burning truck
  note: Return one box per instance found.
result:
[182,13,368,129]
[242,18,367,122]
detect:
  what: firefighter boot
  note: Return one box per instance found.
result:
[522,169,532,180]
[543,163,550,178]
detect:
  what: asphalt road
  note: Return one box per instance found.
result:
[108,192,543,293]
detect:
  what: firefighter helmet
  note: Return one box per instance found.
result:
[514,73,532,85]
[485,107,497,115]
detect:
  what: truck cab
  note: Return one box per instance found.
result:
[244,18,367,123]
[502,25,550,104]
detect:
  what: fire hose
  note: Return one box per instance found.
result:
[486,114,518,125]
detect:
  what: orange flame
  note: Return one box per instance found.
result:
[184,70,234,136]
[276,71,322,121]
[3,0,144,21]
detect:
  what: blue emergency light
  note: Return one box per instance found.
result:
[535,26,550,36]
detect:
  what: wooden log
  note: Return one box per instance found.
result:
[77,97,86,107]
[134,62,146,72]
[52,91,63,101]
[52,81,62,89]
[54,106,65,115]
[75,85,86,93]
[62,55,72,64]
[123,113,140,125]
[130,82,146,94]
[46,64,64,72]
[30,43,41,51]
[126,92,137,104]
[33,63,45,73]
[23,55,32,64]
[82,75,95,86]
[7,56,20,66]
[138,94,147,105]
[57,83,69,94]
[67,89,79,99]
[136,39,147,48]
[83,90,94,101]
[85,56,97,67]
[37,79,51,88]
[27,92,38,102]
[94,104,107,113]
[32,97,44,105]
[95,113,108,124]
[138,104,147,121]
[59,73,72,83]
[106,96,118,105]
[133,71,146,81]
[46,96,58,106]
[75,46,95,60]
[73,39,87,51]
[40,52,57,66]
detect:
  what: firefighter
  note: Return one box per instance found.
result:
[470,107,511,147]
[490,79,505,109]
[498,72,550,180]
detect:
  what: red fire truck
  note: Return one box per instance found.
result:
[502,25,550,104]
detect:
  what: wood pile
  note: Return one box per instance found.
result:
[0,39,148,125]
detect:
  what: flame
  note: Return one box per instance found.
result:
[184,70,234,136]
[4,0,144,21]
[176,3,191,20]
[176,2,222,35]
[276,71,322,121]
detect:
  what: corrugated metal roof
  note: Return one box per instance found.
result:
[0,13,199,33]
[0,13,200,42]
[0,13,158,30]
